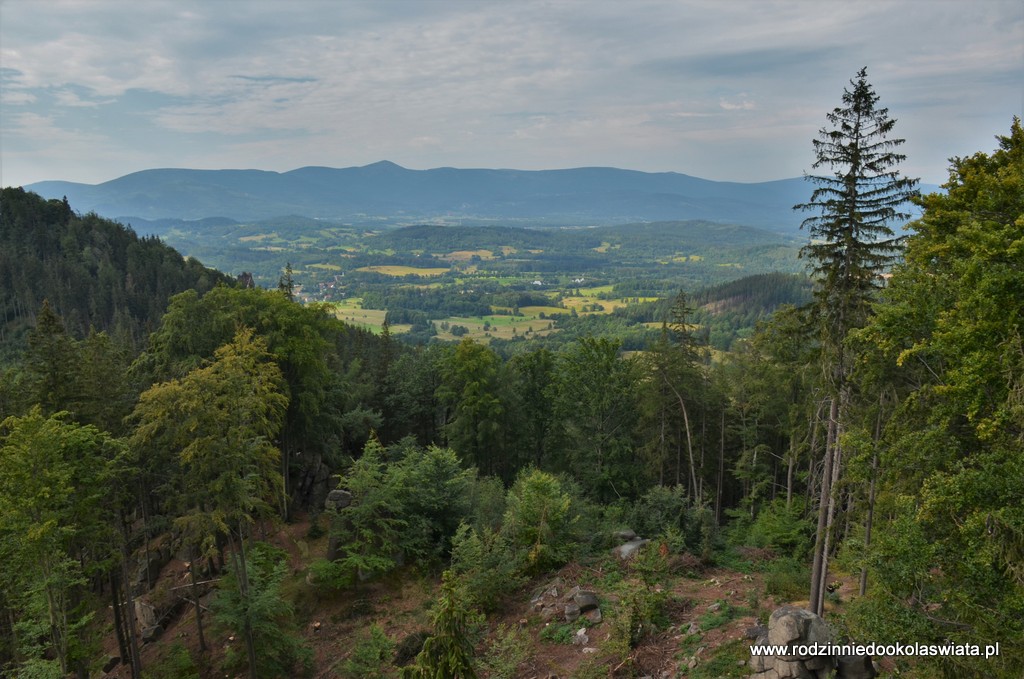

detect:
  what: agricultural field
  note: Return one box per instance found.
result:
[145,217,809,349]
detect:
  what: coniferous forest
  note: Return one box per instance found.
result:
[0,87,1021,678]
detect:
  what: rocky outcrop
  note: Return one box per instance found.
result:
[748,606,875,679]
[529,579,604,627]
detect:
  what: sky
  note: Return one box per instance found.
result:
[1,0,1021,188]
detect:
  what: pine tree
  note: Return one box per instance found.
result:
[794,67,918,615]
[796,67,919,341]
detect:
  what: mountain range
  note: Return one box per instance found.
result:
[24,161,828,232]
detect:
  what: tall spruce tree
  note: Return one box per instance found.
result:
[795,67,918,615]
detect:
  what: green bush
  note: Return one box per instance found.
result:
[141,643,199,679]
[539,622,575,645]
[744,499,813,560]
[479,624,530,678]
[449,523,526,612]
[341,625,395,679]
[211,542,312,678]
[502,468,578,573]
[630,484,689,539]
[763,557,810,600]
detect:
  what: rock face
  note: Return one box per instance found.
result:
[529,580,604,626]
[748,606,875,679]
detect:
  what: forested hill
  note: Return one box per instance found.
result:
[0,188,232,354]
[25,162,815,231]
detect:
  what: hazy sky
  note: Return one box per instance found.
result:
[1,0,1021,187]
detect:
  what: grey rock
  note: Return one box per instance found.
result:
[583,607,603,624]
[746,625,768,639]
[574,591,600,612]
[614,529,638,541]
[324,488,352,511]
[614,537,650,560]
[564,602,581,622]
[836,653,876,679]
[748,607,835,679]
[141,625,163,643]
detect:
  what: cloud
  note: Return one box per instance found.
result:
[0,0,1021,186]
[719,98,756,111]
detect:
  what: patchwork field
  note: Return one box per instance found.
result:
[355,265,451,277]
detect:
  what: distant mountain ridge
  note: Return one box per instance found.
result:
[26,161,822,232]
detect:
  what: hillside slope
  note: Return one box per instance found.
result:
[0,188,232,354]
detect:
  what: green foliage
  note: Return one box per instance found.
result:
[326,440,477,587]
[607,579,668,654]
[465,474,506,532]
[449,523,525,612]
[630,484,690,541]
[763,558,811,600]
[436,339,507,477]
[130,327,288,555]
[846,119,1024,677]
[795,67,918,344]
[142,643,200,679]
[0,187,229,356]
[502,468,578,573]
[744,498,814,560]
[698,600,741,632]
[538,622,575,645]
[341,624,395,679]
[0,408,122,675]
[401,572,477,679]
[478,624,530,679]
[211,542,312,678]
[687,638,750,679]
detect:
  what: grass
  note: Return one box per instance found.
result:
[355,265,450,276]
[442,249,495,261]
[688,638,750,679]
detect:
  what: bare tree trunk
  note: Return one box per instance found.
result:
[859,398,884,596]
[230,530,259,679]
[716,407,725,523]
[786,434,796,509]
[119,539,142,678]
[188,546,208,653]
[809,396,838,616]
[110,571,129,663]
[663,375,698,502]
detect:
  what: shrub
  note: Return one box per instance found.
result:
[212,542,312,678]
[341,625,395,679]
[478,624,530,679]
[502,469,578,573]
[745,499,813,560]
[449,523,525,612]
[763,557,810,600]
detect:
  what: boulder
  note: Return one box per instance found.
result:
[324,488,352,512]
[564,602,581,622]
[141,625,163,644]
[614,538,650,560]
[573,591,600,612]
[836,653,877,679]
[748,606,834,679]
